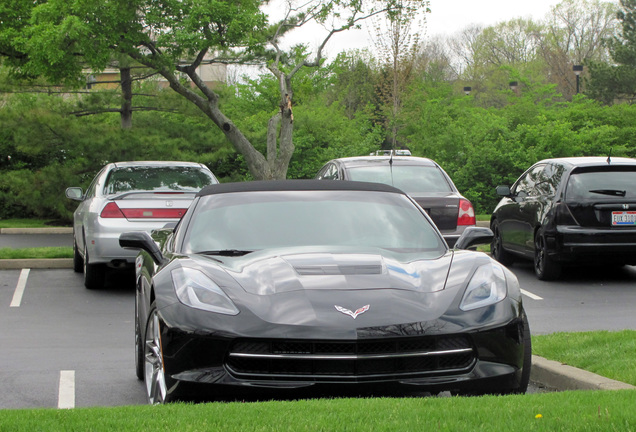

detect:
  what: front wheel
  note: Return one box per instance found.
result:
[490,220,514,266]
[534,233,561,281]
[144,303,172,404]
[135,297,144,381]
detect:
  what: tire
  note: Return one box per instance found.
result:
[135,297,144,381]
[72,238,83,273]
[144,302,173,404]
[515,315,532,394]
[83,242,106,290]
[490,220,514,266]
[534,233,561,281]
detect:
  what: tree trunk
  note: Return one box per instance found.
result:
[120,67,133,130]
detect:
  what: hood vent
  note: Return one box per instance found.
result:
[294,264,383,276]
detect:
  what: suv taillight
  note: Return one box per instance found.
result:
[555,202,578,225]
[457,199,476,226]
[100,202,126,218]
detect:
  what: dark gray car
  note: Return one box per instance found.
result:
[316,156,476,246]
[120,180,530,404]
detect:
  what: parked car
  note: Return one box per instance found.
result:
[65,161,218,289]
[315,156,476,246]
[490,156,636,280]
[120,180,530,404]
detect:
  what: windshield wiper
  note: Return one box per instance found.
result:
[589,189,626,197]
[196,249,253,257]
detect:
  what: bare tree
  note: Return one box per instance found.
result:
[371,0,429,149]
[537,0,619,97]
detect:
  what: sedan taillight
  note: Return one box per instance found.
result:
[100,202,126,218]
[100,202,186,219]
[457,199,476,226]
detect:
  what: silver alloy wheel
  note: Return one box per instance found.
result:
[144,308,167,404]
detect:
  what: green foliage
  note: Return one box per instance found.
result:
[288,99,383,178]
[0,89,241,221]
[399,79,636,213]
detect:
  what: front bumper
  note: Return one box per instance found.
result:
[156,308,527,397]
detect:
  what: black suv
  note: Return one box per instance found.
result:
[490,156,636,280]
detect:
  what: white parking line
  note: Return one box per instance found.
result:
[10,269,30,308]
[521,289,543,301]
[58,370,75,409]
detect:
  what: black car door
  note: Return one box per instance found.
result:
[500,164,548,257]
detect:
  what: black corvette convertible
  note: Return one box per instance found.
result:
[120,180,531,404]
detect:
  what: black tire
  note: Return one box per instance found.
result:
[490,220,514,266]
[534,233,561,281]
[143,302,174,404]
[72,238,83,273]
[83,242,106,289]
[135,297,144,381]
[515,315,532,394]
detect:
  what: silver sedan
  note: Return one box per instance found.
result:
[65,161,218,289]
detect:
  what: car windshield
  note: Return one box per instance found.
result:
[104,166,216,194]
[565,169,636,201]
[346,165,452,194]
[183,190,445,257]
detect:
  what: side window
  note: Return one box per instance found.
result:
[514,164,546,198]
[537,163,565,197]
[317,164,338,180]
[84,169,104,199]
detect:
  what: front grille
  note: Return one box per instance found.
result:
[226,336,475,382]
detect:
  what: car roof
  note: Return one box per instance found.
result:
[109,161,208,169]
[538,156,636,168]
[328,156,439,168]
[197,180,405,197]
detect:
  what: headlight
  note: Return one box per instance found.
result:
[171,267,239,315]
[459,263,507,311]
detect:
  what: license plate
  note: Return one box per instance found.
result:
[612,211,636,226]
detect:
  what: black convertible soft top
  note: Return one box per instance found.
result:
[196,179,404,197]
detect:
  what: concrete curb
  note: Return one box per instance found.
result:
[0,227,73,235]
[530,355,635,391]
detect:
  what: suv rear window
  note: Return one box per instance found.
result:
[565,169,636,200]
[104,166,216,194]
[347,165,452,194]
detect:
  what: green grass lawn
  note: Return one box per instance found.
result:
[0,247,73,259]
[0,389,633,431]
[0,218,70,228]
[532,330,636,386]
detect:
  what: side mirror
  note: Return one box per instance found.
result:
[454,227,493,250]
[119,231,166,265]
[65,187,84,201]
[496,185,512,197]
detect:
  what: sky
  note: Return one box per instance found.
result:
[273,0,565,58]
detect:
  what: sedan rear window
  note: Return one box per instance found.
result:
[104,166,216,194]
[565,169,636,200]
[347,165,452,194]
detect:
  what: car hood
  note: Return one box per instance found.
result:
[213,250,453,296]
[168,248,498,333]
